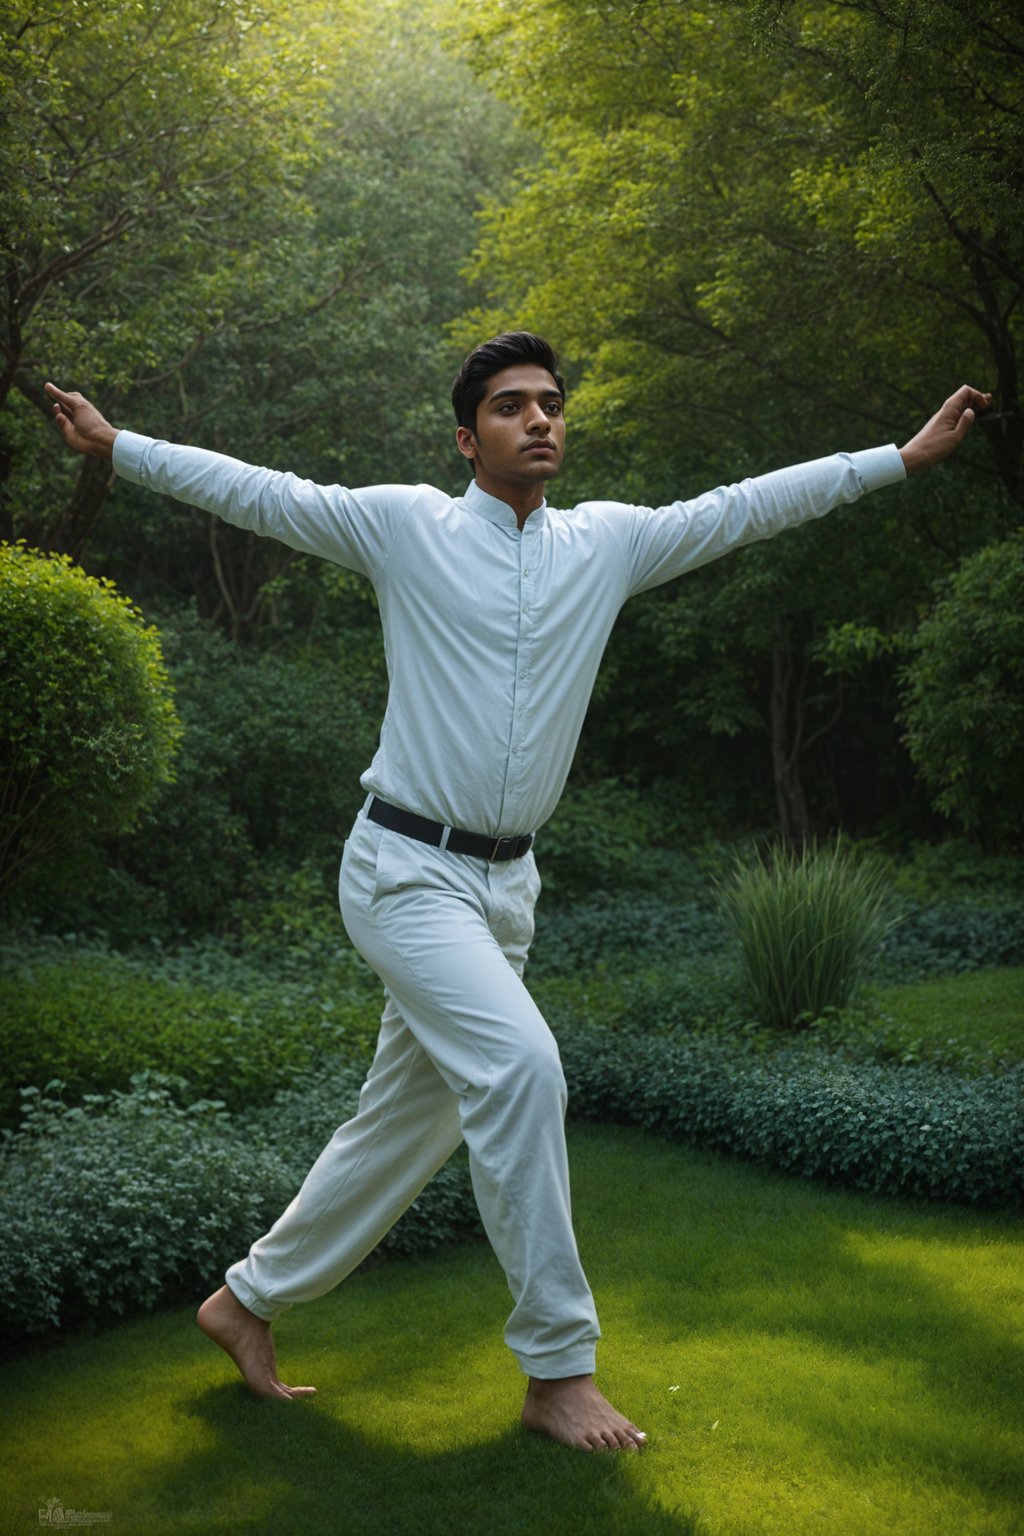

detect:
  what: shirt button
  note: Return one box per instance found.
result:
[519,669,528,679]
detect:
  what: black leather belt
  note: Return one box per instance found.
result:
[367,796,533,862]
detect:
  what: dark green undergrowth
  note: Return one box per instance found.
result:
[0,935,380,1127]
[1,840,1020,1348]
[3,1014,1020,1347]
[558,1030,1023,1212]
[0,1065,479,1344]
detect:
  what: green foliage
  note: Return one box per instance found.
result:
[0,937,381,1130]
[886,837,1024,904]
[534,779,681,898]
[559,1030,1024,1212]
[453,0,1021,837]
[113,611,385,932]
[21,608,387,937]
[0,1067,479,1341]
[855,968,1024,1074]
[901,532,1024,847]
[0,1078,294,1337]
[716,840,901,1029]
[459,0,1021,494]
[877,900,1024,984]
[532,892,729,980]
[0,542,180,902]
[5,0,530,603]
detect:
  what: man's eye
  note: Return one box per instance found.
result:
[546,402,562,415]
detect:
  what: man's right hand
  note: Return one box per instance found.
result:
[45,383,119,459]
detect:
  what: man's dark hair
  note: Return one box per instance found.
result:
[451,332,565,431]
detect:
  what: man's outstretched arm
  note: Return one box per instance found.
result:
[44,382,415,580]
[620,383,993,596]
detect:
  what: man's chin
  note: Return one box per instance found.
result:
[525,456,562,480]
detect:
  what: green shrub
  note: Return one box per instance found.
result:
[0,1067,479,1343]
[716,840,900,1029]
[0,1077,295,1338]
[901,531,1024,848]
[0,937,381,1128]
[109,610,384,934]
[559,1030,1024,1210]
[533,779,662,898]
[0,542,181,904]
[531,890,729,977]
[876,900,1024,983]
[23,608,387,939]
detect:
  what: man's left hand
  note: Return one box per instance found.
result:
[899,385,991,476]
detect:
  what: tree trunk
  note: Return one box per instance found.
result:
[770,631,813,845]
[48,454,117,560]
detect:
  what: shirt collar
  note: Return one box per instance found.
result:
[464,479,547,531]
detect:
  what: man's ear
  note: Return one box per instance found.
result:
[455,425,477,461]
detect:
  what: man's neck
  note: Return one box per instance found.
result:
[472,468,546,530]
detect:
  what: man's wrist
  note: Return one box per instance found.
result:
[898,443,928,477]
[92,425,120,460]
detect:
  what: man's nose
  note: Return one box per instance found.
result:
[525,403,551,433]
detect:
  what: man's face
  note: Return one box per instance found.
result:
[456,364,566,491]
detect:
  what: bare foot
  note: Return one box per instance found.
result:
[197,1285,316,1401]
[522,1374,646,1452]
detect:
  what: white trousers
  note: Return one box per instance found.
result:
[226,809,601,1379]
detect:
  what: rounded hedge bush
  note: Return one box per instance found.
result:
[901,531,1024,848]
[0,542,181,901]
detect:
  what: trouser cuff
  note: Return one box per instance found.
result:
[515,1345,598,1380]
[225,1267,291,1323]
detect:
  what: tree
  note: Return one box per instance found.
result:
[3,0,529,630]
[0,542,181,901]
[1,0,348,555]
[89,9,530,633]
[900,530,1024,847]
[453,0,1023,836]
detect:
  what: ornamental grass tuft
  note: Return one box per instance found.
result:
[716,839,900,1031]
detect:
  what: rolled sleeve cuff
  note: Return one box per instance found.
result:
[849,444,906,493]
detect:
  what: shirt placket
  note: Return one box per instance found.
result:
[499,519,538,832]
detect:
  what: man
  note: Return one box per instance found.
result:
[46,336,988,1452]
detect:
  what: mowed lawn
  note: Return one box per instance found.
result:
[4,1122,1022,1536]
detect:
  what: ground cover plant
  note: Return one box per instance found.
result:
[0,1065,478,1342]
[2,838,1020,1349]
[3,1124,1022,1536]
[0,934,380,1126]
[863,967,1024,1069]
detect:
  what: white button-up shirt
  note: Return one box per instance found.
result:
[113,432,904,836]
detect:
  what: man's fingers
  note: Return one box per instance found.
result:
[950,385,991,416]
[953,406,975,441]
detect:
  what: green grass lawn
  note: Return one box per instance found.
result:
[4,1122,1022,1536]
[868,966,1024,1065]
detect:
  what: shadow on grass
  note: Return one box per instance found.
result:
[154,1383,701,1536]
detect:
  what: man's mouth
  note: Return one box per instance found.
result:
[523,442,555,455]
